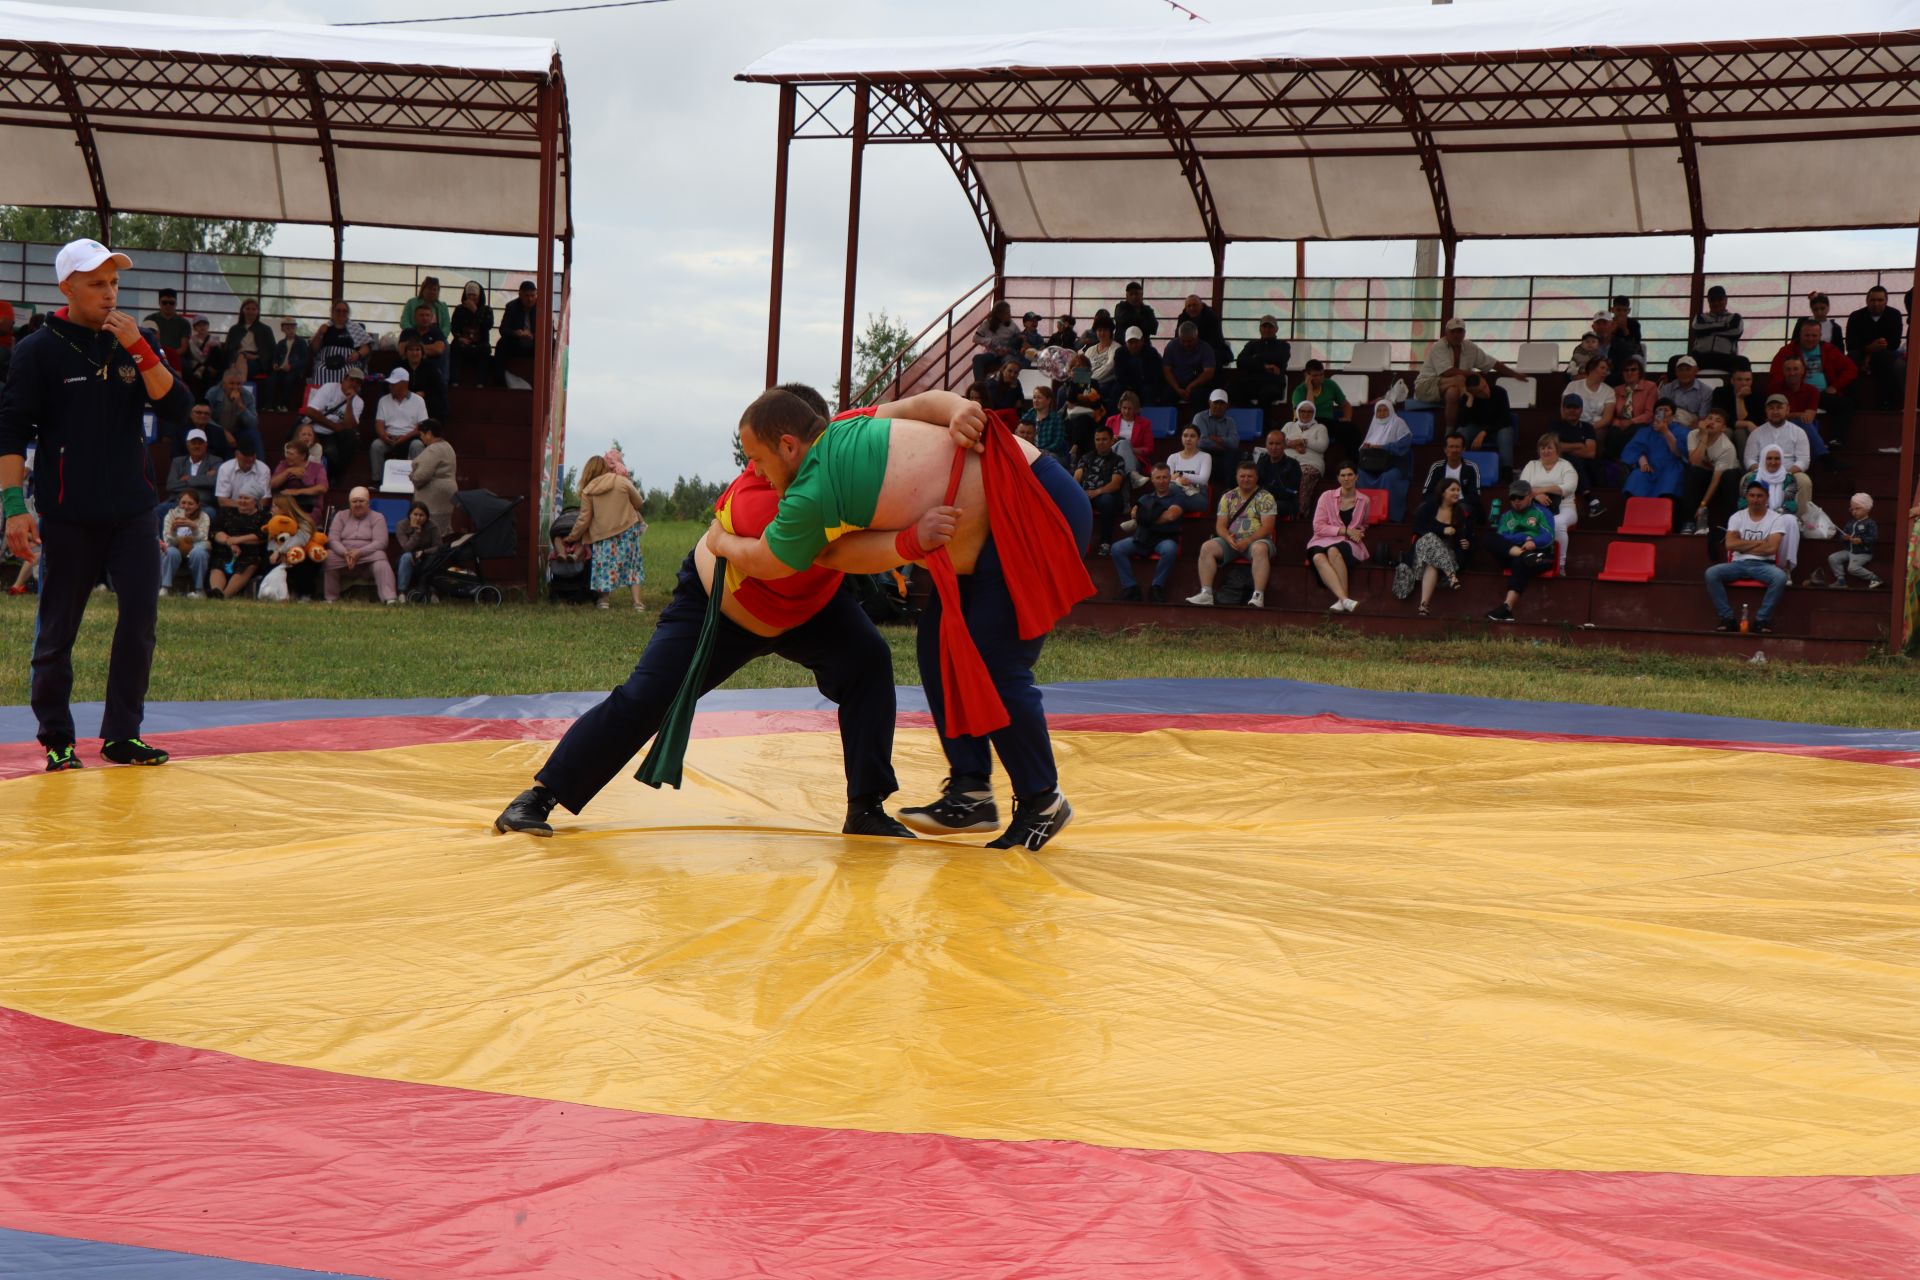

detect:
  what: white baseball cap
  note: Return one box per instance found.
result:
[185,428,208,443]
[54,238,133,282]
[386,367,410,384]
[1124,326,1144,341]
[1208,389,1229,403]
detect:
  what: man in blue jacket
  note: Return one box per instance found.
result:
[0,239,194,771]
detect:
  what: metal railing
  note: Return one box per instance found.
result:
[857,275,995,405]
[0,238,546,339]
[911,269,1918,380]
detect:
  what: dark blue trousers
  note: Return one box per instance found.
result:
[536,552,897,814]
[32,514,161,748]
[915,454,1092,798]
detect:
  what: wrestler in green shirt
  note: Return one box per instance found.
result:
[762,414,895,573]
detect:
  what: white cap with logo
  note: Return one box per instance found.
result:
[54,239,133,282]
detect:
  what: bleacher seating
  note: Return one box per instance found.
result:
[1401,408,1438,444]
[1463,450,1500,484]
[1226,407,1264,443]
[1498,376,1537,409]
[1513,342,1562,374]
[1039,353,1899,661]
[1357,488,1391,525]
[1347,341,1390,372]
[1597,542,1657,583]
[1617,497,1673,537]
[1332,373,1370,405]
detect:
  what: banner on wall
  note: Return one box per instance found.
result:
[537,281,572,575]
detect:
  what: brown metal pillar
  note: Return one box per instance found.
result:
[1441,236,1458,322]
[301,72,346,303]
[1210,239,1227,315]
[1689,234,1708,322]
[530,73,560,598]
[836,83,870,412]
[991,229,1008,303]
[38,53,111,242]
[1892,221,1920,653]
[765,83,795,390]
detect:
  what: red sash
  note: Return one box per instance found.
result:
[920,418,1094,738]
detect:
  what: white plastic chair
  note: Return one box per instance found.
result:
[1017,368,1049,400]
[1498,376,1536,409]
[1333,372,1371,405]
[1514,341,1562,375]
[1346,341,1390,372]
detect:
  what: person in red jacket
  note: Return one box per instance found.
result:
[1769,318,1856,449]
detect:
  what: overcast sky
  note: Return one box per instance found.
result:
[105,0,1919,490]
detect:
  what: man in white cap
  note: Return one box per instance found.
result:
[163,421,221,512]
[369,366,428,477]
[1194,387,1241,490]
[1414,318,1528,433]
[1113,325,1167,408]
[0,238,194,771]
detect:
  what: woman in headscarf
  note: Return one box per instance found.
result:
[1281,397,1329,512]
[1356,397,1414,521]
[1741,445,1806,570]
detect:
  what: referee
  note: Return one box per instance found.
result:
[0,239,193,772]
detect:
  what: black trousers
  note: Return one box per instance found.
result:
[31,514,161,748]
[536,552,898,814]
[915,455,1092,799]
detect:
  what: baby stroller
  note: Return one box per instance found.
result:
[546,506,596,605]
[406,488,522,604]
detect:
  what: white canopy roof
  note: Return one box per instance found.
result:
[0,0,569,238]
[742,0,1920,243]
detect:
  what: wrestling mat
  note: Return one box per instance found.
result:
[3,679,1918,1279]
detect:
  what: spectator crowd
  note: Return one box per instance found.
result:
[964,280,1917,636]
[1,272,559,604]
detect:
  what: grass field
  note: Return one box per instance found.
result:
[5,520,1917,728]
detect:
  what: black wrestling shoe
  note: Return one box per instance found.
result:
[985,790,1073,852]
[45,744,82,772]
[843,798,916,839]
[898,774,999,835]
[100,738,168,766]
[494,785,558,837]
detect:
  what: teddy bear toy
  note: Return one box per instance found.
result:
[264,513,329,565]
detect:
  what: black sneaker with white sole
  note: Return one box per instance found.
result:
[843,798,916,839]
[898,774,999,835]
[985,791,1073,852]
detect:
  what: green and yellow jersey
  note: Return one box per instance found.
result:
[762,414,895,573]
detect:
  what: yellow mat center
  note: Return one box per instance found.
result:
[6,728,1918,1176]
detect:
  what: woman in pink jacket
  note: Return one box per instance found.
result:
[1306,463,1370,612]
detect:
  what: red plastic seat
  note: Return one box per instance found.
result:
[1617,496,1673,536]
[1596,541,1656,583]
[1357,488,1391,525]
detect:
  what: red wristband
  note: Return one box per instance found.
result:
[129,337,162,373]
[895,526,926,562]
